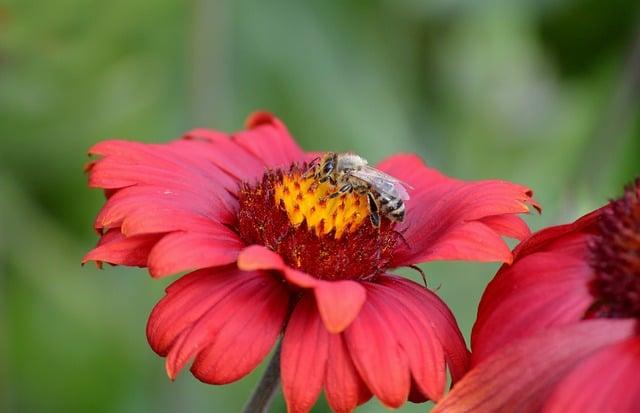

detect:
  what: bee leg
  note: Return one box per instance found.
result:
[407,265,428,288]
[303,162,320,179]
[326,183,352,200]
[367,192,381,227]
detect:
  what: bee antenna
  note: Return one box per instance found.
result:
[406,265,427,288]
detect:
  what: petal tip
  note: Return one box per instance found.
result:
[237,245,283,271]
[315,280,366,333]
[165,360,178,381]
[245,111,279,129]
[81,252,104,269]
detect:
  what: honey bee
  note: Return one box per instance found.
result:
[305,152,411,227]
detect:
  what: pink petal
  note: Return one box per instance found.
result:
[324,334,371,413]
[472,252,594,364]
[381,276,470,384]
[314,280,366,333]
[147,230,244,278]
[344,286,411,408]
[432,320,636,413]
[237,245,318,288]
[378,154,538,266]
[281,294,329,413]
[158,269,288,383]
[544,337,640,413]
[233,112,305,169]
[82,228,161,267]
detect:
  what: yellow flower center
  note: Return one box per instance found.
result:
[274,172,370,239]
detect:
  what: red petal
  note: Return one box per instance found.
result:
[413,221,513,264]
[94,185,235,233]
[324,334,371,413]
[432,319,636,413]
[147,230,244,278]
[281,294,329,413]
[236,244,286,270]
[408,379,430,403]
[237,245,318,288]
[233,112,305,169]
[156,269,288,383]
[479,214,531,241]
[188,283,288,384]
[367,282,447,401]
[173,136,266,182]
[88,140,237,196]
[511,208,601,259]
[82,228,161,267]
[87,183,243,277]
[85,138,255,276]
[381,276,470,384]
[472,252,594,364]
[544,337,640,413]
[146,266,287,369]
[378,155,538,266]
[88,139,242,233]
[376,154,450,198]
[344,287,411,408]
[181,128,228,143]
[238,246,366,333]
[147,267,250,357]
[314,280,366,333]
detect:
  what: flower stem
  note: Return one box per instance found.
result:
[242,341,282,413]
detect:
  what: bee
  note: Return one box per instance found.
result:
[305,152,411,227]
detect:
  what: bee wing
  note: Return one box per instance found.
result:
[350,167,411,200]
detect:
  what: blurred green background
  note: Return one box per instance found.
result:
[1,0,639,412]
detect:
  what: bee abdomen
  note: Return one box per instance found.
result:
[380,196,405,222]
[389,204,405,222]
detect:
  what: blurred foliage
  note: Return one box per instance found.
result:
[1,0,639,412]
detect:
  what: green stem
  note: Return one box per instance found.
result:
[242,341,282,413]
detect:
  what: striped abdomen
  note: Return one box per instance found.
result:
[378,193,405,222]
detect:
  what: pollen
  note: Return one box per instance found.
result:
[274,172,370,239]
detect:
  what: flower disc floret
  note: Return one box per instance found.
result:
[588,178,640,319]
[237,166,402,281]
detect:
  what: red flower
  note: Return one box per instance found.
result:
[83,112,538,412]
[434,179,640,413]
